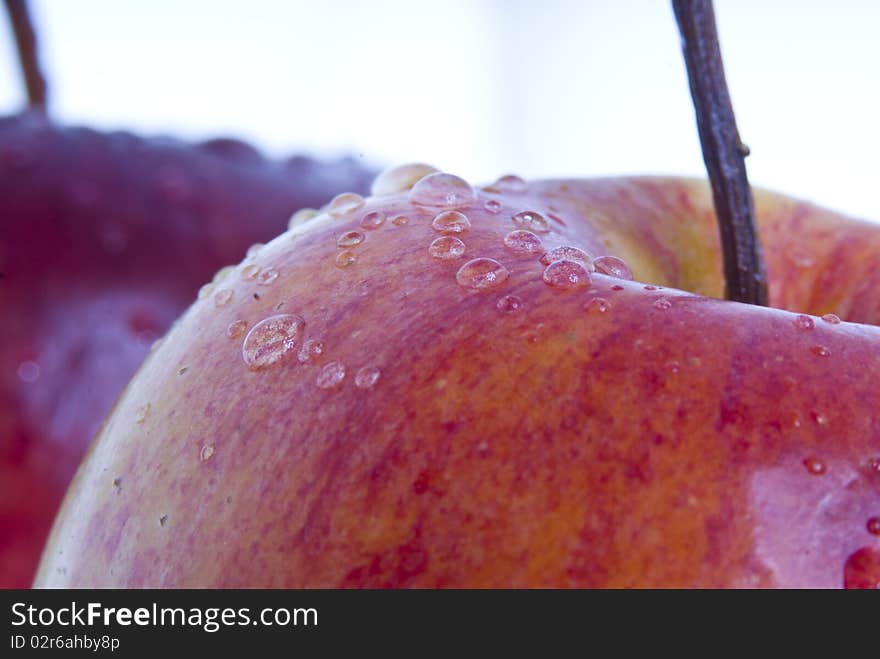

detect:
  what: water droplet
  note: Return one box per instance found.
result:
[212,265,235,283]
[511,210,550,233]
[653,297,672,310]
[214,289,233,307]
[200,443,215,462]
[336,250,357,268]
[360,211,386,230]
[484,199,502,214]
[355,366,381,389]
[16,361,40,384]
[317,361,346,389]
[391,215,409,226]
[135,403,151,424]
[811,345,831,358]
[503,230,543,254]
[593,255,633,280]
[540,246,591,266]
[586,297,611,313]
[297,338,325,363]
[226,319,248,338]
[803,457,827,475]
[246,243,264,259]
[611,284,624,291]
[843,547,880,589]
[867,517,880,536]
[177,365,189,376]
[542,259,591,290]
[337,230,365,248]
[240,264,260,280]
[242,314,305,370]
[432,210,471,234]
[429,235,466,260]
[644,285,657,291]
[496,294,523,313]
[257,268,279,285]
[822,313,842,324]
[159,515,168,527]
[288,208,318,230]
[793,314,814,330]
[371,163,439,195]
[409,172,476,208]
[456,258,510,290]
[327,192,365,217]
[198,283,214,299]
[485,174,527,192]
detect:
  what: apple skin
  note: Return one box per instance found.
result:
[0,111,375,587]
[34,175,880,587]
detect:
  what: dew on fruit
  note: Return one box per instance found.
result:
[371,163,439,195]
[197,283,214,299]
[288,208,318,230]
[213,289,233,307]
[246,243,264,259]
[336,250,357,268]
[540,246,591,266]
[484,174,527,192]
[297,338,325,363]
[542,259,591,290]
[200,443,215,463]
[429,236,466,260]
[360,211,386,230]
[241,314,305,370]
[811,345,831,358]
[503,230,544,254]
[803,457,827,475]
[337,230,366,248]
[391,214,409,226]
[611,284,624,291]
[317,361,347,389]
[511,210,550,234]
[843,546,880,589]
[327,192,366,217]
[822,313,842,324]
[593,255,633,280]
[432,210,471,234]
[586,297,611,313]
[456,258,510,290]
[793,314,814,330]
[496,294,523,313]
[135,403,151,424]
[644,285,657,291]
[240,264,260,281]
[867,517,880,536]
[409,172,476,208]
[484,199,502,214]
[226,319,248,339]
[355,366,381,389]
[653,297,672,311]
[212,265,235,284]
[16,361,40,384]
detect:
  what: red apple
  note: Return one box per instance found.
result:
[0,111,375,587]
[34,169,880,588]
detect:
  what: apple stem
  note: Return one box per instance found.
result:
[4,0,48,112]
[672,0,768,306]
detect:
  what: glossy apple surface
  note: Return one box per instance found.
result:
[0,112,374,587]
[34,172,880,587]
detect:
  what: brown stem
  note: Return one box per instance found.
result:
[672,0,768,306]
[4,0,48,111]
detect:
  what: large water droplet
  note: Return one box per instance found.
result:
[429,235,466,260]
[456,258,510,290]
[843,547,880,589]
[593,255,633,280]
[496,294,523,313]
[432,210,471,234]
[226,319,248,339]
[371,163,439,195]
[803,457,827,475]
[355,366,381,389]
[811,345,831,358]
[297,338,325,363]
[214,289,233,307]
[327,192,365,217]
[542,259,591,290]
[360,211,386,230]
[240,264,260,281]
[242,314,305,370]
[317,361,347,389]
[511,210,550,233]
[288,208,318,230]
[793,314,814,330]
[409,173,476,208]
[338,230,365,248]
[822,313,842,324]
[540,245,591,266]
[257,268,279,285]
[336,250,357,268]
[503,230,543,254]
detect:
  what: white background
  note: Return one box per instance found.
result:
[2,0,879,222]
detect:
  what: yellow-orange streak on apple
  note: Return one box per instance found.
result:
[35,177,880,587]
